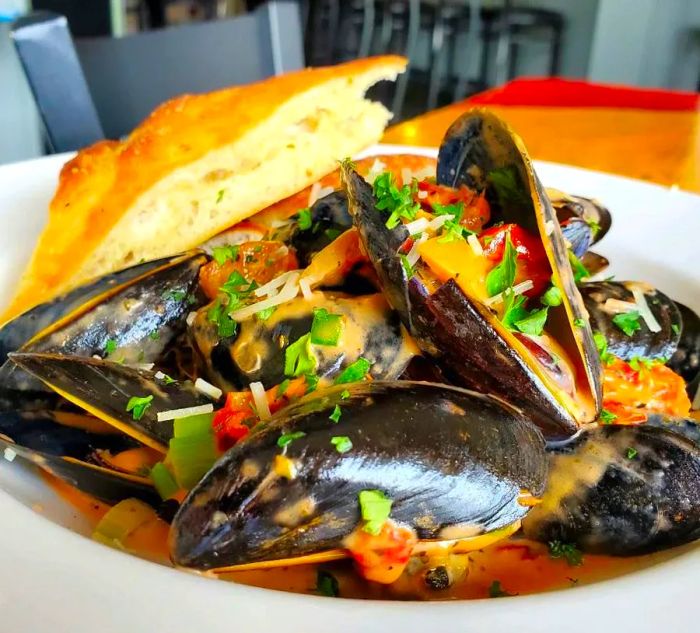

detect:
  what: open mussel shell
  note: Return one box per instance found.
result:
[523,424,700,555]
[170,381,547,571]
[580,281,682,361]
[9,354,213,452]
[580,251,610,277]
[190,292,415,392]
[668,301,700,396]
[0,410,159,504]
[546,188,612,249]
[0,252,207,395]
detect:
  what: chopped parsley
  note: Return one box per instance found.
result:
[488,580,515,598]
[399,254,414,278]
[340,389,350,400]
[316,570,339,597]
[207,299,237,338]
[626,447,638,459]
[487,166,528,208]
[277,379,291,397]
[297,208,312,231]
[433,201,471,242]
[126,395,153,421]
[148,330,160,341]
[304,373,319,393]
[358,489,392,535]
[158,373,176,385]
[256,306,276,322]
[277,431,306,448]
[593,331,614,365]
[568,251,590,284]
[310,308,344,346]
[212,244,239,266]
[672,323,681,335]
[104,339,117,355]
[548,541,583,566]
[513,307,549,336]
[284,333,318,377]
[334,357,371,384]
[486,234,517,297]
[629,356,661,372]
[573,318,586,328]
[500,292,529,331]
[329,405,342,423]
[599,408,618,424]
[541,285,563,307]
[586,218,601,237]
[612,311,641,336]
[216,189,225,203]
[330,435,352,453]
[164,290,187,302]
[372,171,420,229]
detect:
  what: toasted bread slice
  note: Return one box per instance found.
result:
[3,55,406,321]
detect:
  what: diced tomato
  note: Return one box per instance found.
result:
[212,406,250,452]
[345,521,417,584]
[479,223,551,297]
[199,240,298,300]
[415,180,490,233]
[602,357,691,423]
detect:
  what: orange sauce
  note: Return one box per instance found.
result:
[43,471,682,600]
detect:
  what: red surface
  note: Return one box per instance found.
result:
[468,77,700,111]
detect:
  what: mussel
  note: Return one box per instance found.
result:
[170,381,548,571]
[343,109,602,438]
[523,423,700,555]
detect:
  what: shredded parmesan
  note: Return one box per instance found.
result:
[544,220,555,235]
[603,298,638,314]
[404,217,429,235]
[401,167,413,186]
[186,311,197,327]
[249,382,271,420]
[132,363,155,371]
[231,272,300,321]
[308,183,335,206]
[467,234,483,256]
[156,404,214,422]
[631,287,662,333]
[418,190,428,199]
[254,269,302,298]
[299,277,313,300]
[92,355,102,360]
[484,280,534,307]
[3,447,16,462]
[154,371,165,380]
[406,233,428,267]
[194,378,223,401]
[365,158,387,183]
[426,214,452,231]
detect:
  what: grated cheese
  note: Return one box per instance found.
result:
[426,214,452,231]
[484,280,534,307]
[544,220,555,235]
[418,190,428,199]
[249,381,271,420]
[186,311,197,327]
[299,277,313,300]
[194,378,223,401]
[404,217,429,235]
[631,287,662,333]
[157,404,214,422]
[3,447,16,462]
[365,158,387,183]
[602,298,638,314]
[406,233,428,267]
[230,272,300,321]
[254,269,302,298]
[154,371,166,380]
[467,234,483,256]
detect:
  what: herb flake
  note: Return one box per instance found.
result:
[358,489,392,535]
[126,395,153,421]
[277,431,306,448]
[330,435,352,453]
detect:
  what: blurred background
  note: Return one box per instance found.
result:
[1,0,699,164]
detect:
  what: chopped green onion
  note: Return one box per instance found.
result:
[104,339,117,355]
[207,299,238,339]
[126,395,153,421]
[310,308,344,346]
[513,307,549,336]
[599,408,617,424]
[150,462,178,500]
[612,311,641,336]
[297,208,312,230]
[329,405,342,423]
[548,540,583,566]
[173,412,214,438]
[92,498,155,549]
[277,431,306,448]
[541,285,563,307]
[334,357,371,384]
[358,489,392,535]
[169,433,217,489]
[256,306,277,322]
[486,234,517,297]
[164,290,187,302]
[330,435,352,453]
[212,245,239,266]
[316,570,339,597]
[399,254,414,279]
[284,333,318,377]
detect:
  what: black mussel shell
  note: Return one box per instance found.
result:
[669,301,700,395]
[580,251,609,277]
[523,424,700,555]
[547,189,612,247]
[171,381,547,570]
[580,281,682,361]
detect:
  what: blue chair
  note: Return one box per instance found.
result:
[11,1,304,153]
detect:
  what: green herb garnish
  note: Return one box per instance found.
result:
[486,235,517,297]
[626,447,638,459]
[148,331,160,341]
[277,379,291,397]
[159,373,176,385]
[372,171,420,229]
[297,208,312,231]
[593,331,614,365]
[672,323,680,335]
[573,318,586,328]
[568,251,590,284]
[487,166,528,208]
[358,489,392,535]
[334,357,371,384]
[586,218,601,237]
[316,570,339,597]
[277,431,306,448]
[104,339,117,355]
[207,299,237,338]
[433,201,470,242]
[612,311,641,336]
[126,395,153,421]
[400,254,414,278]
[340,389,350,400]
[329,405,342,423]
[500,291,529,331]
[489,580,515,598]
[212,244,239,266]
[330,436,352,453]
[284,333,318,377]
[216,189,225,203]
[256,306,276,322]
[513,307,549,336]
[165,290,187,302]
[304,373,319,393]
[310,308,344,346]
[549,541,583,566]
[541,285,563,307]
[600,408,618,424]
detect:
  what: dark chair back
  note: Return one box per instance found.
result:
[12,2,304,152]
